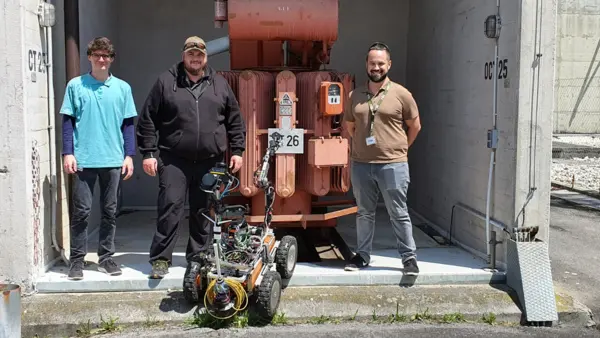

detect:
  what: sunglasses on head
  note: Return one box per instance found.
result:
[183,42,206,51]
[369,42,390,52]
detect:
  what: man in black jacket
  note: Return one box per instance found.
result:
[136,36,246,279]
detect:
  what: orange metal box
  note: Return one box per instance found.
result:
[319,82,344,116]
[307,138,348,167]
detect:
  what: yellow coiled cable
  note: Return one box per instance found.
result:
[204,277,249,319]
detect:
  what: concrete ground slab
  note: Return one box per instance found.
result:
[551,189,600,211]
[35,246,503,293]
[20,285,594,337]
[35,208,503,293]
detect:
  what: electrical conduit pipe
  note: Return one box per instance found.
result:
[41,2,67,264]
[485,0,501,268]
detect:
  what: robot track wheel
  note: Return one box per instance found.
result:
[183,261,203,303]
[255,270,282,321]
[275,235,298,280]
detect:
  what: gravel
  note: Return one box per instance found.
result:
[552,135,600,192]
[552,157,600,192]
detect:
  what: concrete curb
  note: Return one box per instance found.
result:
[21,284,595,337]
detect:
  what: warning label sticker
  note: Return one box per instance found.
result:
[279,93,293,106]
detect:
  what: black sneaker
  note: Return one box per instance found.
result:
[344,254,368,271]
[150,259,169,279]
[98,258,122,276]
[68,260,84,280]
[403,257,419,276]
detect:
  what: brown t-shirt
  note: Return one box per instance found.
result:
[343,79,419,163]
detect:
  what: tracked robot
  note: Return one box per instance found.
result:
[182,132,298,320]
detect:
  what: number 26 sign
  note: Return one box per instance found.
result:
[268,128,304,154]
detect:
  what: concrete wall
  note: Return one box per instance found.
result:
[0,0,72,289]
[515,0,556,243]
[0,0,32,287]
[554,0,600,133]
[406,0,556,264]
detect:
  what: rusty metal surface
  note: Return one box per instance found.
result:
[230,40,284,70]
[274,71,297,198]
[229,40,334,71]
[1,284,21,338]
[297,71,332,196]
[251,189,312,219]
[237,70,275,197]
[330,71,354,193]
[246,206,357,224]
[214,68,355,227]
[218,70,242,193]
[214,0,228,27]
[227,0,338,42]
[308,138,348,167]
[217,70,241,96]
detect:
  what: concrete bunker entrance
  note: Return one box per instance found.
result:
[35,0,520,293]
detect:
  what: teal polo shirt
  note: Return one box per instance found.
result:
[59,73,138,168]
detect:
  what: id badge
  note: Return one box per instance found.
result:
[366,136,376,146]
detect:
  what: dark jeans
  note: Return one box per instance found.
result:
[70,168,121,264]
[149,151,222,264]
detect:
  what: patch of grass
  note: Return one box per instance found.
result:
[142,314,164,328]
[555,292,574,312]
[309,315,332,324]
[75,319,92,337]
[231,311,249,328]
[349,309,359,321]
[184,309,291,329]
[481,312,497,325]
[441,312,467,323]
[185,311,237,330]
[73,315,121,337]
[271,312,289,325]
[411,308,433,322]
[98,315,121,333]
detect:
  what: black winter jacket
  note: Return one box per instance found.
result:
[136,62,246,161]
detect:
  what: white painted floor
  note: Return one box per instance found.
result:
[35,208,505,293]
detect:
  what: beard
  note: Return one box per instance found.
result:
[367,70,387,83]
[185,63,204,76]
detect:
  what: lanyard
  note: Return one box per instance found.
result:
[366,81,391,136]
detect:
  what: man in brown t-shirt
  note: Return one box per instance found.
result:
[343,42,422,275]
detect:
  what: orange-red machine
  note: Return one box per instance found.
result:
[214,0,357,230]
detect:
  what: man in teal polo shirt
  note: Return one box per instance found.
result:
[60,37,138,280]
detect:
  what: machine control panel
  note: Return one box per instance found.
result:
[319,82,344,116]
